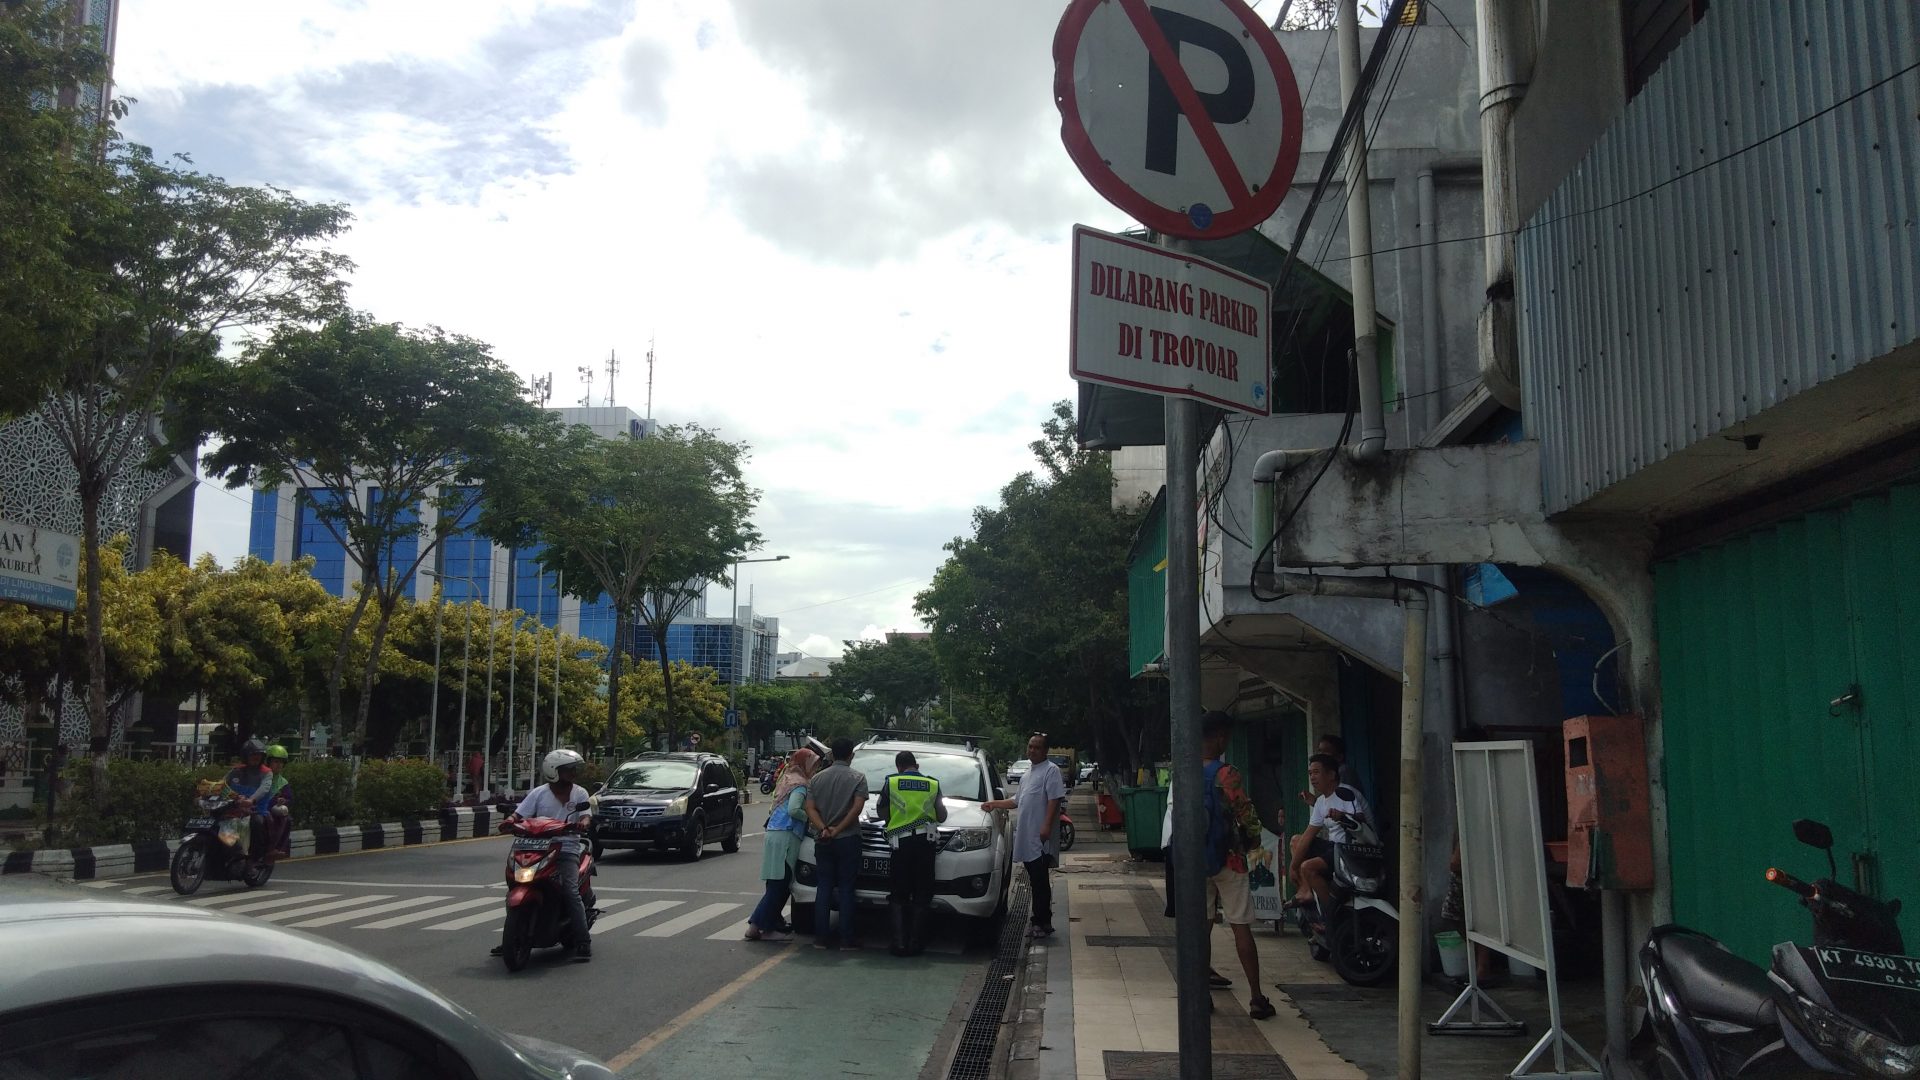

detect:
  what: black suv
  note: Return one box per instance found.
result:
[588,752,743,861]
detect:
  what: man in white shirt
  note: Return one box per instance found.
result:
[985,733,1065,938]
[498,750,595,961]
[1288,753,1373,911]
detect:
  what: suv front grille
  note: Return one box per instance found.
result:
[860,821,891,857]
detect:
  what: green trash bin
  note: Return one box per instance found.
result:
[1119,785,1169,858]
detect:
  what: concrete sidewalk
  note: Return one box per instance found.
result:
[1028,789,1608,1079]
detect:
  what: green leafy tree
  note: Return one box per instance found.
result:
[171,312,551,753]
[485,423,761,755]
[0,0,118,421]
[615,660,727,752]
[831,635,942,731]
[0,535,161,735]
[914,402,1158,774]
[23,134,350,800]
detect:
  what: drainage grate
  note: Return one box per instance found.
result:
[946,886,1032,1080]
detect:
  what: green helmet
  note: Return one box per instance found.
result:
[266,744,289,762]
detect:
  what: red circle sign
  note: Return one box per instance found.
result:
[1053,0,1303,239]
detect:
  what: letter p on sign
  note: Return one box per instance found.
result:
[1053,0,1303,240]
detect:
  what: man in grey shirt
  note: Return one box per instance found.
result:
[805,737,870,949]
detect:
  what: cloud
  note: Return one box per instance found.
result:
[620,37,673,125]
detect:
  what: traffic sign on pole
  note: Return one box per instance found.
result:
[1053,0,1304,239]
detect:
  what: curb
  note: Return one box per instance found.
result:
[1,806,506,882]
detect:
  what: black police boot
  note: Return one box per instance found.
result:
[907,907,930,957]
[889,902,910,956]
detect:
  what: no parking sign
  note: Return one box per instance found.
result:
[1053,0,1304,239]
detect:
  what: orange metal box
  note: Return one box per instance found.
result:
[1564,714,1654,890]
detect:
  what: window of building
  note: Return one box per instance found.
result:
[295,488,349,596]
[369,487,418,594]
[248,488,279,564]
[436,486,489,604]
[513,545,559,626]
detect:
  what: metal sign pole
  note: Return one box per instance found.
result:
[1165,383,1210,1080]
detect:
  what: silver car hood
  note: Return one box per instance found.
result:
[508,1034,617,1079]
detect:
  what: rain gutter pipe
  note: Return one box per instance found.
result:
[1337,0,1387,462]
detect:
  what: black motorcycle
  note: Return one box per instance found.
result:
[1618,819,1919,1079]
[170,793,277,896]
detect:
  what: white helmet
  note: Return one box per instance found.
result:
[542,749,586,782]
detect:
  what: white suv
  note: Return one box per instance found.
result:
[790,735,1012,923]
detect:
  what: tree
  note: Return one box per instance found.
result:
[0,0,118,420]
[172,312,551,753]
[25,134,350,799]
[0,535,162,735]
[914,401,1157,774]
[614,660,727,752]
[635,576,707,752]
[485,423,761,755]
[831,636,942,730]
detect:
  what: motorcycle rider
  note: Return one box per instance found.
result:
[221,739,282,858]
[497,749,595,962]
[262,744,293,856]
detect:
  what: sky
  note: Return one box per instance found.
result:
[116,0,1138,661]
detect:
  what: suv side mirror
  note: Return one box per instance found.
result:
[590,782,604,795]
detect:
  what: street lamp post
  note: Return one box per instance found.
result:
[728,555,790,757]
[456,588,476,799]
[481,606,498,796]
[428,585,445,761]
[505,611,519,793]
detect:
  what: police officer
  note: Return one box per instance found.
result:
[876,750,947,956]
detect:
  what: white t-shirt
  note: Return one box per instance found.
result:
[514,783,591,851]
[1011,760,1066,864]
[1310,786,1372,844]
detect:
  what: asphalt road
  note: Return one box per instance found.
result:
[77,828,992,1078]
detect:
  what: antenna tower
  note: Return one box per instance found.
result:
[646,338,656,420]
[576,363,595,407]
[604,349,619,407]
[531,372,554,407]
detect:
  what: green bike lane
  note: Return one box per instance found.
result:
[612,943,980,1079]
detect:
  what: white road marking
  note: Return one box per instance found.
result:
[638,902,742,938]
[254,894,394,922]
[217,893,341,915]
[80,880,123,889]
[121,885,172,895]
[286,895,451,928]
[186,890,284,907]
[360,897,499,929]
[707,919,754,940]
[429,905,528,932]
[589,899,683,932]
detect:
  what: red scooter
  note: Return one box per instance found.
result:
[1059,811,1076,852]
[497,801,599,972]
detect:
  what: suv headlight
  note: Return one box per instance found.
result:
[665,795,689,817]
[941,827,993,853]
[1795,996,1920,1077]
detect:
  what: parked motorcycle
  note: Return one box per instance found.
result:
[1617,819,1919,1079]
[497,800,600,972]
[1058,811,1076,852]
[1292,815,1398,987]
[169,793,276,896]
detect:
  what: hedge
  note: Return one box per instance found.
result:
[56,757,447,846]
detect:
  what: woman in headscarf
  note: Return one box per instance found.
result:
[745,747,819,942]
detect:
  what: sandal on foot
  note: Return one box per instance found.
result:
[1249,996,1277,1020]
[1207,970,1232,988]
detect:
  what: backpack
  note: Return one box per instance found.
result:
[1201,759,1232,876]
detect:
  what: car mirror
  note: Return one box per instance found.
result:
[590,783,604,795]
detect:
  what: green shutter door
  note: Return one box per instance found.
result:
[1656,483,1919,963]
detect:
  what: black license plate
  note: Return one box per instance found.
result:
[861,856,891,876]
[1815,947,1920,991]
[184,818,215,832]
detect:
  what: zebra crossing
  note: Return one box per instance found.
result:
[78,878,750,940]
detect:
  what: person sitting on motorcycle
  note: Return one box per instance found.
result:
[262,744,293,856]
[1288,753,1373,916]
[219,739,282,857]
[496,749,595,962]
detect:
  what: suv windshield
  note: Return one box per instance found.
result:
[605,760,698,791]
[851,749,987,802]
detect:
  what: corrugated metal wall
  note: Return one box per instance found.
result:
[1656,483,1920,964]
[1518,2,1920,514]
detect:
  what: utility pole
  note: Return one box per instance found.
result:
[506,611,519,792]
[455,593,475,799]
[481,607,497,796]
[1163,377,1210,1080]
[551,569,564,754]
[428,585,445,762]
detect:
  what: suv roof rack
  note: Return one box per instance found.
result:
[862,728,989,750]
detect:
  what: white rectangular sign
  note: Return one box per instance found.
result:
[1069,224,1271,416]
[0,518,79,612]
